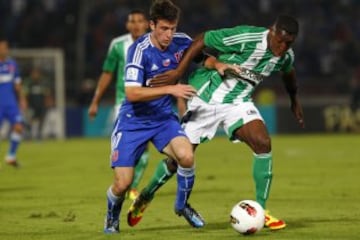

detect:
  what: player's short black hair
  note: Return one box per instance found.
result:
[129,9,147,19]
[274,15,299,35]
[149,0,180,24]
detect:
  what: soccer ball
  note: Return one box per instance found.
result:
[230,200,265,235]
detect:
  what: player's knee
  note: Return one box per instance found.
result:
[253,136,271,154]
[177,150,194,168]
[113,176,131,194]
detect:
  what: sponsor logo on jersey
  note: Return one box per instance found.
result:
[162,59,171,67]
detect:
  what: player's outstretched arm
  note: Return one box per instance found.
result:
[88,72,113,119]
[150,33,206,87]
[126,84,196,102]
[282,69,305,128]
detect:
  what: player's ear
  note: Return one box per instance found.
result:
[149,20,156,31]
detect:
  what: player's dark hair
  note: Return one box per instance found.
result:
[149,0,180,24]
[129,9,147,19]
[274,15,299,35]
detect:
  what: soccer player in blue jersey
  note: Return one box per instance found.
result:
[0,37,27,167]
[103,0,205,233]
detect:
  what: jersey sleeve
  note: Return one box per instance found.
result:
[281,49,295,73]
[102,40,120,73]
[204,25,252,53]
[124,43,146,87]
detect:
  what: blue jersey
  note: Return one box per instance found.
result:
[117,32,192,130]
[0,58,21,107]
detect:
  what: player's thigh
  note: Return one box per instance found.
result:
[183,96,220,144]
[110,130,148,168]
[222,102,265,140]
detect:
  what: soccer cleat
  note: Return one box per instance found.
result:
[104,216,119,234]
[175,203,205,228]
[264,210,286,230]
[5,157,20,168]
[126,188,139,201]
[127,192,153,227]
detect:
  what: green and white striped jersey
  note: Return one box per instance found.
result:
[189,25,295,104]
[102,33,134,105]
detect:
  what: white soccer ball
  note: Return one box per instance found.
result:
[230,200,265,235]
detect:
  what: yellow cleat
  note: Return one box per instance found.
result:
[127,192,152,227]
[126,189,139,201]
[264,210,286,230]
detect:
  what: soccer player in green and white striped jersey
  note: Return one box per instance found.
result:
[133,15,305,230]
[88,10,149,201]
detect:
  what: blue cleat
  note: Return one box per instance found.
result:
[175,203,205,228]
[104,216,119,234]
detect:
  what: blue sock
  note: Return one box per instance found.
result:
[175,166,195,211]
[8,132,22,158]
[106,187,124,222]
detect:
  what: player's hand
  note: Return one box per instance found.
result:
[168,84,196,99]
[88,102,98,120]
[291,98,305,128]
[150,69,180,87]
[215,62,241,76]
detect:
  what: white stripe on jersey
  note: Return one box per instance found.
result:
[125,63,144,69]
[108,34,132,54]
[223,32,263,46]
[174,32,192,40]
[125,81,141,87]
[133,36,151,65]
[0,74,13,83]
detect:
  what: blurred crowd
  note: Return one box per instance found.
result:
[1,0,360,102]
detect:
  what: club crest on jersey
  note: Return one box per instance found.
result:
[174,50,184,63]
[162,59,171,67]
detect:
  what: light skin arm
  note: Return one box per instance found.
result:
[14,82,27,111]
[203,56,241,76]
[126,84,196,102]
[282,68,305,128]
[88,71,113,119]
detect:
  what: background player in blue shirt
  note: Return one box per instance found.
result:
[0,36,27,167]
[103,0,204,233]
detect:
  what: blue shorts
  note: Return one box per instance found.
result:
[0,105,23,126]
[110,118,187,167]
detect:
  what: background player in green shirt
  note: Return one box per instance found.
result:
[129,15,304,230]
[88,9,149,200]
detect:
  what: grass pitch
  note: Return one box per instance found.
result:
[0,134,359,240]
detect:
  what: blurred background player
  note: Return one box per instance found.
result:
[24,67,51,140]
[0,36,27,167]
[88,9,149,200]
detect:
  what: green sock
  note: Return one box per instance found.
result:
[130,150,149,189]
[253,152,273,209]
[142,159,175,200]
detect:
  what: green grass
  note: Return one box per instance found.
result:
[0,134,359,240]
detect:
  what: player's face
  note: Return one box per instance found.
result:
[150,19,178,50]
[0,41,9,60]
[268,27,296,57]
[126,13,149,40]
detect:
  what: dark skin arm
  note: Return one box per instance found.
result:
[282,69,305,128]
[150,33,206,87]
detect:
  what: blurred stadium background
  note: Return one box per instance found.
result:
[1,0,360,138]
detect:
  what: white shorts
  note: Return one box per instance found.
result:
[183,96,264,144]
